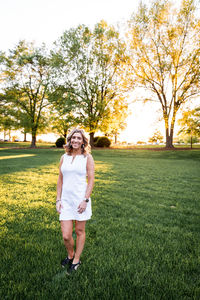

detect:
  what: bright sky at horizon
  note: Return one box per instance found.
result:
[0,0,192,143]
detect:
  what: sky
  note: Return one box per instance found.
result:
[0,0,185,143]
[1,0,139,51]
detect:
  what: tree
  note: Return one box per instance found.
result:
[178,106,200,148]
[127,0,200,148]
[50,113,76,138]
[48,87,77,138]
[1,41,51,147]
[51,21,128,146]
[101,96,128,143]
[148,130,164,144]
[16,112,32,141]
[0,96,18,140]
[0,112,15,141]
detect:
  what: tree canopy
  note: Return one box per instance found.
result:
[1,2,200,147]
[1,41,51,147]
[51,21,128,146]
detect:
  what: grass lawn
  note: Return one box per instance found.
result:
[0,148,200,299]
[0,141,55,148]
[1,141,200,150]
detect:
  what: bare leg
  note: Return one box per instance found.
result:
[60,220,74,258]
[73,221,86,264]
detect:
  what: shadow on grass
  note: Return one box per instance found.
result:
[0,148,63,175]
[92,148,200,161]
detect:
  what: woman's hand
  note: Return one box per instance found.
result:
[56,200,62,214]
[78,200,87,214]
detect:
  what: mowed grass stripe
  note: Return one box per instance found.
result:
[0,149,199,300]
[0,154,36,160]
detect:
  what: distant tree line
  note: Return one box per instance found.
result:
[0,0,200,148]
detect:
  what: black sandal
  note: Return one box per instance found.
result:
[61,256,74,268]
[69,261,81,273]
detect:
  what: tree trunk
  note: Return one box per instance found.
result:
[165,121,173,148]
[31,130,37,148]
[165,133,173,148]
[165,129,175,148]
[9,130,11,141]
[164,111,176,148]
[190,135,193,149]
[23,132,27,142]
[89,132,95,148]
[115,133,117,144]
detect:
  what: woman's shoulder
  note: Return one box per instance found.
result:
[60,153,68,161]
[85,153,93,159]
[86,153,94,163]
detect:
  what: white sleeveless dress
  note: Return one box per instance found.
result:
[59,154,92,221]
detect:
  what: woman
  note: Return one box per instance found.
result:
[56,128,95,273]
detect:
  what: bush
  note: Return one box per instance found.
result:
[93,136,100,146]
[95,136,111,148]
[94,136,100,143]
[55,137,66,148]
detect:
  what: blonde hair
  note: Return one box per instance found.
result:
[64,128,90,155]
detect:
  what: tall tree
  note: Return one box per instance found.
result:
[127,0,200,148]
[51,21,128,146]
[2,41,51,147]
[178,106,200,148]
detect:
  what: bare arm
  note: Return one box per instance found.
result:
[85,154,95,199]
[56,155,64,213]
[77,154,95,213]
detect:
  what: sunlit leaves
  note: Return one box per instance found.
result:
[127,0,200,147]
[178,107,200,136]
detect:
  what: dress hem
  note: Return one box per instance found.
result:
[59,216,92,221]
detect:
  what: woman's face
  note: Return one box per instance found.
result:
[71,132,84,150]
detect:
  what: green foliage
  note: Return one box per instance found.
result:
[0,97,19,133]
[185,136,199,144]
[93,136,100,146]
[55,137,66,148]
[48,88,77,137]
[1,41,51,147]
[95,136,111,147]
[93,136,100,143]
[50,113,76,138]
[0,148,200,299]
[51,21,128,143]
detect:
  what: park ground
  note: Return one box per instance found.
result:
[0,145,200,299]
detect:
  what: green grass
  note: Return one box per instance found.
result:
[0,141,55,148]
[0,148,200,299]
[1,140,200,150]
[112,144,200,149]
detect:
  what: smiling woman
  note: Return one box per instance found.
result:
[56,128,95,274]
